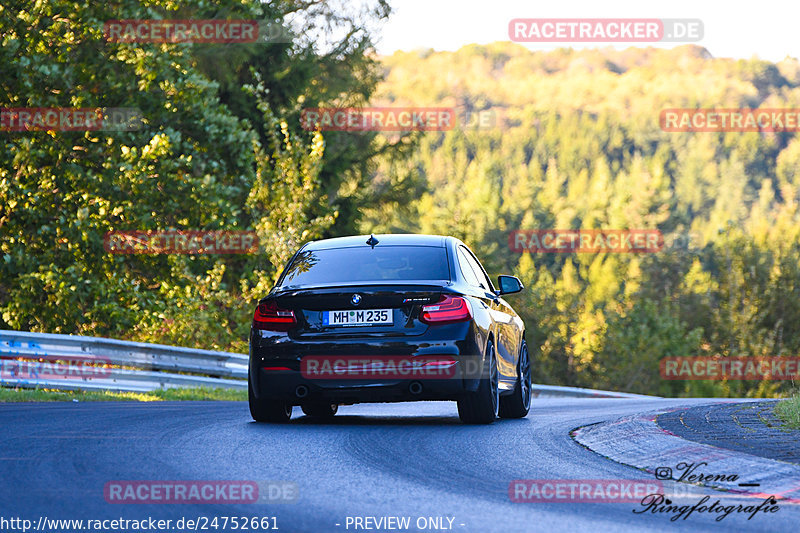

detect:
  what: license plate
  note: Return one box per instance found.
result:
[323,309,392,327]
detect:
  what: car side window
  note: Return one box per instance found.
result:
[457,247,482,288]
[463,247,494,292]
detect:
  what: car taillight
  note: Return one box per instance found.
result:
[253,300,297,332]
[420,295,472,324]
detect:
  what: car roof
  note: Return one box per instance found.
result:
[302,234,449,251]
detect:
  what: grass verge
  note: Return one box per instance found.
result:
[0,386,246,402]
[774,395,800,429]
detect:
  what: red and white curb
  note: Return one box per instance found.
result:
[571,406,800,503]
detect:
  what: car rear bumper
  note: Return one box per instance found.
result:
[249,324,485,404]
[256,370,469,404]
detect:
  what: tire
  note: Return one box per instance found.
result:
[301,402,339,418]
[499,340,532,419]
[457,340,499,424]
[248,376,292,423]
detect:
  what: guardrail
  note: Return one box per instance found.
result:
[0,329,658,398]
[531,383,658,399]
[0,330,247,392]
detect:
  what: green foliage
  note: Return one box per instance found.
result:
[4,5,800,400]
[0,0,390,350]
[364,43,800,397]
[775,395,800,429]
[2,0,256,336]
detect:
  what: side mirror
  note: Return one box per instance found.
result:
[497,275,524,295]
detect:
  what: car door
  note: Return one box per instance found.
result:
[455,246,493,337]
[458,246,519,386]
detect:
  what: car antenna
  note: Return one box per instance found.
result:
[366,234,379,248]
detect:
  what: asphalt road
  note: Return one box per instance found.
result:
[0,398,796,532]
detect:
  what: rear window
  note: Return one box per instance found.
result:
[278,246,450,288]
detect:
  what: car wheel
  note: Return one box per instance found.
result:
[301,402,339,418]
[248,376,292,423]
[499,340,532,419]
[457,340,499,424]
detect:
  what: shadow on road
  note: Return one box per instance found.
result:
[246,414,533,427]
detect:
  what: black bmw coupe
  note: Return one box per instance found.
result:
[248,234,530,424]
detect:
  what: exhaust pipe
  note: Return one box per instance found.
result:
[409,381,423,395]
[295,385,309,399]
